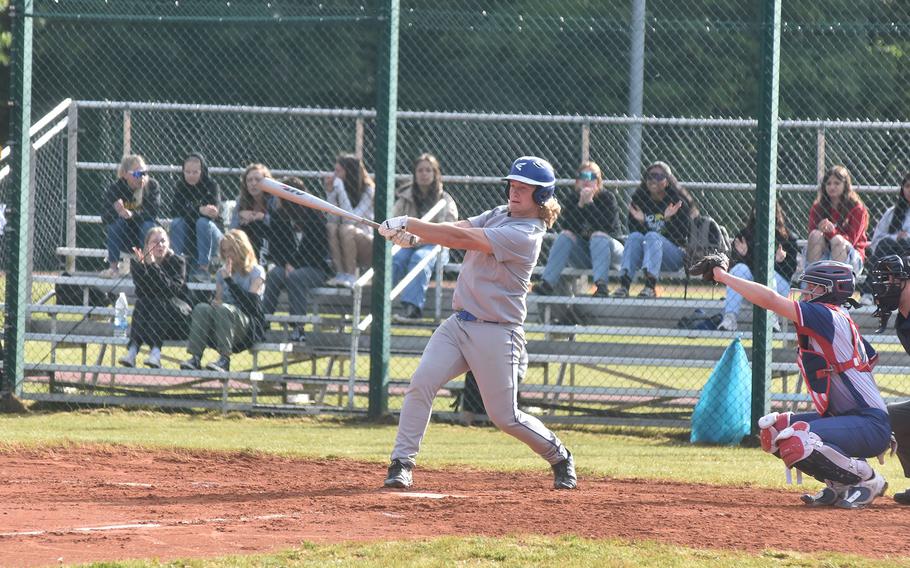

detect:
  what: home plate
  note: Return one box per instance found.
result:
[392,491,465,499]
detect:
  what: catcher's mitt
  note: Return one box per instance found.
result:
[689,252,729,283]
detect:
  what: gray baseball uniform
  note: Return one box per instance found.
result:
[391,205,569,466]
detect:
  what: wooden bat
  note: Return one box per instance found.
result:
[258,177,381,229]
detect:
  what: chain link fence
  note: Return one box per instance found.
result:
[6,1,910,433]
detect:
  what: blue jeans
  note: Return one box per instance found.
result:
[541,231,623,286]
[263,265,327,316]
[620,231,684,280]
[107,218,157,263]
[793,408,892,459]
[725,262,791,316]
[171,217,223,267]
[392,245,448,310]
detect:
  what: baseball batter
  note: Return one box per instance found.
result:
[377,156,576,490]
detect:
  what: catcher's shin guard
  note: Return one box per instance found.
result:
[776,422,871,486]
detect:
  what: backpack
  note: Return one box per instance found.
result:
[686,215,732,264]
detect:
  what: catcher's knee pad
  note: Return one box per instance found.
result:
[777,422,872,485]
[758,411,792,453]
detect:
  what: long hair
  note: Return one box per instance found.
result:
[220,229,257,275]
[411,153,444,210]
[336,154,373,206]
[746,202,789,241]
[887,171,910,234]
[238,163,271,211]
[814,165,863,222]
[539,199,561,229]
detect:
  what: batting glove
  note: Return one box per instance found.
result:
[391,230,418,248]
[379,216,409,238]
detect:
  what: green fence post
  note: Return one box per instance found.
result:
[751,0,782,436]
[3,0,33,399]
[369,0,399,419]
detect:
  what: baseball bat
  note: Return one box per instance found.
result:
[258,177,381,229]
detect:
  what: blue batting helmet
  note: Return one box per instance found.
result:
[797,260,856,306]
[503,156,556,205]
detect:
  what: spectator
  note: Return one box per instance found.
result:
[533,161,623,297]
[170,152,224,282]
[612,161,690,298]
[230,163,274,262]
[391,153,459,322]
[324,154,375,288]
[860,172,910,303]
[100,154,161,278]
[263,177,332,343]
[806,165,869,275]
[180,229,266,372]
[717,204,799,332]
[117,227,191,368]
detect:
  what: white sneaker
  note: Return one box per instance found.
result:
[836,471,888,509]
[118,353,136,367]
[717,313,738,332]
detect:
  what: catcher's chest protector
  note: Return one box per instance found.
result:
[796,304,878,415]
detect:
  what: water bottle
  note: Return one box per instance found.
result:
[113,293,129,338]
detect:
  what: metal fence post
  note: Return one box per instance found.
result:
[751,0,782,437]
[65,102,78,273]
[3,0,34,398]
[625,0,646,185]
[816,126,826,183]
[122,109,131,156]
[369,0,399,419]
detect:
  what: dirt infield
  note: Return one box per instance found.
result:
[1,446,909,566]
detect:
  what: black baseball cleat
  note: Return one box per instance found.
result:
[800,485,844,507]
[552,450,577,490]
[894,488,910,505]
[384,459,413,488]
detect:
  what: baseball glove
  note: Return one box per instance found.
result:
[689,252,729,283]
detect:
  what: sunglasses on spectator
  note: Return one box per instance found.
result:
[577,171,596,181]
[130,169,149,179]
[647,172,667,182]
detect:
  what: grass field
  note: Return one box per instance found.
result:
[1,410,908,567]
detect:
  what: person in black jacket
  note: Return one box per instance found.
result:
[868,254,910,505]
[717,204,799,332]
[180,229,266,373]
[612,161,690,298]
[533,161,623,297]
[117,227,191,368]
[263,177,332,342]
[170,152,223,281]
[100,154,161,278]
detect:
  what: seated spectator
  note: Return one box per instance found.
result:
[612,161,689,298]
[170,152,224,282]
[263,177,332,343]
[533,161,623,297]
[806,165,869,275]
[861,171,910,302]
[324,154,375,288]
[717,204,799,332]
[100,154,161,278]
[118,227,191,368]
[230,163,274,262]
[180,229,266,372]
[391,153,458,322]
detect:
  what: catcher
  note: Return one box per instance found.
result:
[691,252,891,508]
[868,254,910,505]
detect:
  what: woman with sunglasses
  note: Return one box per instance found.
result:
[100,154,162,278]
[533,161,622,297]
[612,161,690,298]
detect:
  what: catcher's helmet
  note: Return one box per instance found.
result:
[503,156,556,205]
[796,260,856,305]
[870,254,910,313]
